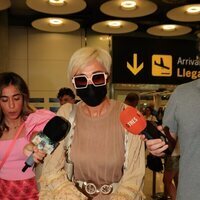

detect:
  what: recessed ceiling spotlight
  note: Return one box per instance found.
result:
[92,20,138,34]
[162,24,176,31]
[0,0,11,11]
[48,0,66,6]
[49,18,63,26]
[26,0,86,15]
[162,0,186,4]
[32,18,80,32]
[147,24,192,36]
[186,6,200,14]
[107,21,122,28]
[100,0,157,18]
[167,4,200,22]
[121,0,137,10]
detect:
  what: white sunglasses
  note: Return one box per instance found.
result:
[72,72,108,89]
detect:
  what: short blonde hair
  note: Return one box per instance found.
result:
[67,47,112,80]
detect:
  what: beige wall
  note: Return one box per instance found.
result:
[6,26,110,109]
[0,11,8,72]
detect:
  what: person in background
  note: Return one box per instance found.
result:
[0,72,55,199]
[149,103,157,117]
[143,106,158,126]
[124,92,139,108]
[57,87,78,105]
[38,47,146,200]
[163,140,180,200]
[156,107,164,125]
[145,78,200,200]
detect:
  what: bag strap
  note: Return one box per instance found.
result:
[66,103,79,154]
[65,104,77,181]
[0,122,25,170]
[121,104,129,170]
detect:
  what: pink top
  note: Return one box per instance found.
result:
[0,109,55,180]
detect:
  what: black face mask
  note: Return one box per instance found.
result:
[76,84,107,107]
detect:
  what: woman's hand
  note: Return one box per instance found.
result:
[24,143,46,163]
[32,146,46,163]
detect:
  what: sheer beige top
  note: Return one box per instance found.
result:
[38,100,146,200]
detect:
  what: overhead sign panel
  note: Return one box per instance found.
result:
[112,36,200,84]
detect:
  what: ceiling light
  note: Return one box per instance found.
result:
[32,18,80,32]
[167,4,200,22]
[92,20,138,34]
[147,24,192,36]
[162,24,176,31]
[0,0,11,11]
[100,0,157,18]
[186,6,200,14]
[121,0,137,10]
[49,18,63,26]
[48,0,66,6]
[107,21,122,28]
[26,0,86,15]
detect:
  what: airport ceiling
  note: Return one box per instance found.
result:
[5,0,200,39]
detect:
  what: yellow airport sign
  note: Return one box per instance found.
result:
[152,55,172,77]
[127,53,144,75]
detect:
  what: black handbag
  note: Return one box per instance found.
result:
[146,154,163,172]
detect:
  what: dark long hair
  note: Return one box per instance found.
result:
[0,72,34,137]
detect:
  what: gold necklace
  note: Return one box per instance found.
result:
[6,120,23,130]
[11,125,21,130]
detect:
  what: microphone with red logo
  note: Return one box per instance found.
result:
[120,106,173,155]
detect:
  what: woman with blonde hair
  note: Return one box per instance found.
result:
[38,47,146,200]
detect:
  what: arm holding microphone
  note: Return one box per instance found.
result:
[145,129,177,157]
[36,104,87,200]
[22,116,71,172]
[23,142,47,165]
[145,136,170,157]
[120,106,176,156]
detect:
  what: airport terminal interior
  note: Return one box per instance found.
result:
[0,0,199,199]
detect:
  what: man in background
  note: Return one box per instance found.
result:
[145,78,200,200]
[57,87,79,105]
[124,92,139,108]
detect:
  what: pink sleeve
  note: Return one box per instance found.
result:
[24,109,56,141]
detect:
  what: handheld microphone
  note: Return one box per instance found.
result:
[22,116,71,172]
[120,106,172,155]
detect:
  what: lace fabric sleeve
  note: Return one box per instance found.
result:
[38,104,87,200]
[38,139,87,200]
